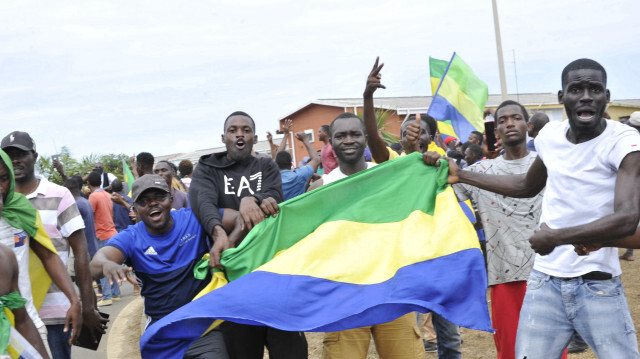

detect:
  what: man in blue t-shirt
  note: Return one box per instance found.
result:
[90,174,229,359]
[277,132,320,201]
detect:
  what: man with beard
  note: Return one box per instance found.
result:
[423,58,640,358]
[90,175,230,359]
[189,111,307,359]
[310,113,423,359]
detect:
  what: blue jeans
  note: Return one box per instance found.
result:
[432,312,461,359]
[516,269,639,359]
[46,324,71,359]
[98,239,120,300]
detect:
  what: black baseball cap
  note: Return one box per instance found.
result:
[1,131,36,152]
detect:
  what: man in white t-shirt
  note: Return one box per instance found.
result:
[310,113,423,359]
[423,58,640,358]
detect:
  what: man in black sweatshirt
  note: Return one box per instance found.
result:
[189,111,307,359]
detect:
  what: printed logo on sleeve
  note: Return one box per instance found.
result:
[144,246,158,256]
[13,231,27,248]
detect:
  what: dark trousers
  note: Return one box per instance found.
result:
[222,322,308,359]
[184,328,229,359]
[46,324,71,359]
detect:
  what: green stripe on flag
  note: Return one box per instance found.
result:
[445,56,488,109]
[122,159,136,197]
[221,153,449,281]
[429,57,449,95]
[437,76,485,131]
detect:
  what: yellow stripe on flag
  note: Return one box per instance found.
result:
[258,187,478,284]
[437,77,484,131]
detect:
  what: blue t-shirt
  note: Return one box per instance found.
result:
[76,197,99,258]
[113,192,133,232]
[107,208,211,325]
[280,165,314,201]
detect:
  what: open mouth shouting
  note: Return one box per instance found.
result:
[147,207,165,222]
[235,139,246,151]
[577,110,596,122]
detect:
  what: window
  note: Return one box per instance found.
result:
[304,129,314,143]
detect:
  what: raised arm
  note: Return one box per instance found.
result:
[531,151,640,254]
[52,159,69,182]
[363,57,388,163]
[267,132,276,160]
[278,119,292,153]
[31,239,82,345]
[295,132,321,172]
[422,151,547,198]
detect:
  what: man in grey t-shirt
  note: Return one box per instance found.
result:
[453,100,542,359]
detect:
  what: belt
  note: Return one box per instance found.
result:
[560,271,612,281]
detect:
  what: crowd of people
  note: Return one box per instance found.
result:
[1,56,640,359]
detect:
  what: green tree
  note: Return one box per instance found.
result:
[35,147,128,185]
[356,108,400,144]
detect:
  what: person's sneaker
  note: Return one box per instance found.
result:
[112,296,121,301]
[97,299,112,307]
[423,340,437,352]
[567,340,588,354]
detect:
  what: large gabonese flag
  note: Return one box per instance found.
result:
[141,153,492,358]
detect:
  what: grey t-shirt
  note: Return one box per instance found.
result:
[172,189,190,210]
[454,152,542,286]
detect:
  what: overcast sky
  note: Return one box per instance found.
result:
[1,0,639,159]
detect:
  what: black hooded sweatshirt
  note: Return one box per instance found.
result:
[189,151,283,237]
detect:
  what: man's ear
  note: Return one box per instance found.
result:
[253,135,258,144]
[33,152,39,162]
[606,89,611,103]
[557,90,564,104]
[221,134,225,142]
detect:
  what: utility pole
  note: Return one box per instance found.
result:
[492,0,508,101]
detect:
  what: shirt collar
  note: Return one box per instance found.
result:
[25,175,49,199]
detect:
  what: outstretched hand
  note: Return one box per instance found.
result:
[266,132,273,142]
[422,152,459,184]
[282,119,293,134]
[364,57,386,98]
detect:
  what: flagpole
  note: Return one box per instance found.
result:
[491,0,508,101]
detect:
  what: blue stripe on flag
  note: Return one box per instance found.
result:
[429,95,478,143]
[140,248,491,358]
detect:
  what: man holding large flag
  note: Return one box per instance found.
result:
[91,174,231,359]
[362,57,464,358]
[309,113,424,359]
[188,111,307,359]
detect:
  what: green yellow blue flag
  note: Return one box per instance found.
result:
[140,153,492,358]
[428,53,488,142]
[122,159,136,197]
